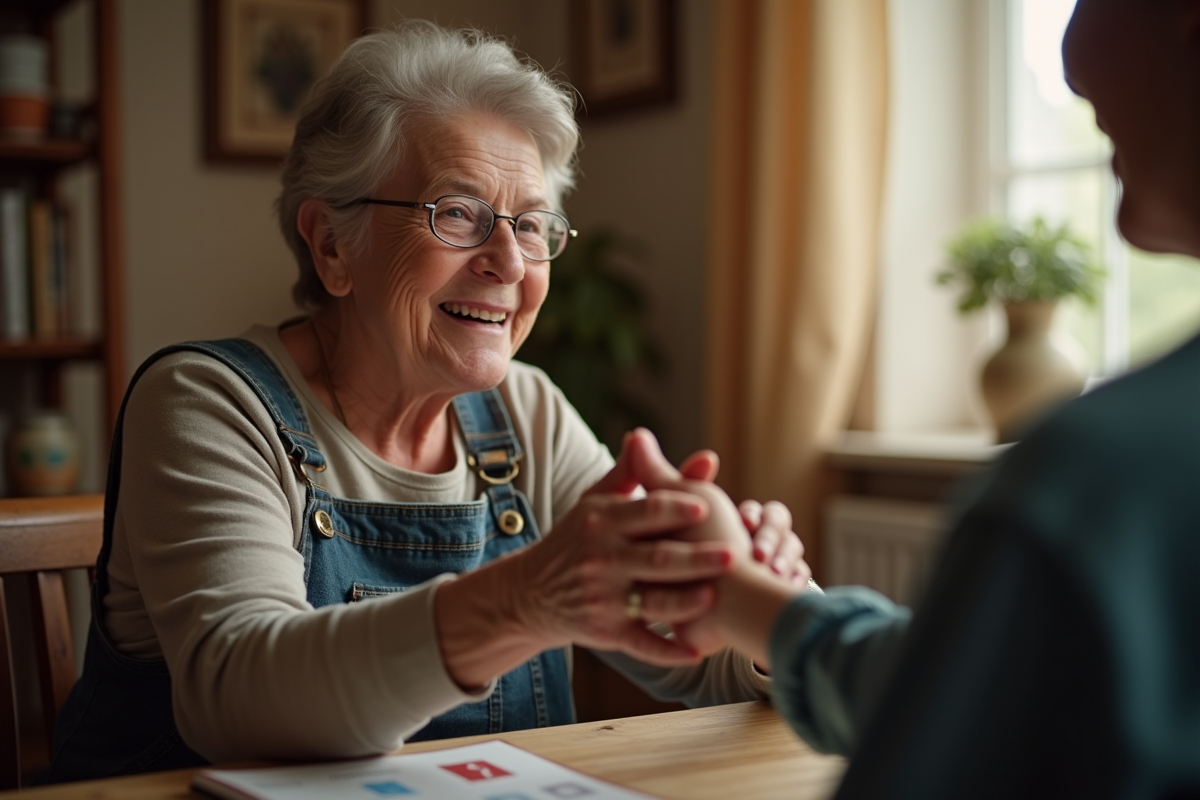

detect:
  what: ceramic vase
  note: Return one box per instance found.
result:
[5,410,80,496]
[0,35,49,140]
[980,300,1087,443]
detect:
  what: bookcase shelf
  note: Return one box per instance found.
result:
[0,0,124,494]
[0,137,93,165]
[0,337,104,360]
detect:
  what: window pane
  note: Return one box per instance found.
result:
[1128,249,1200,366]
[1007,169,1106,372]
[1008,0,1108,167]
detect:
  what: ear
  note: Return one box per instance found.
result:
[297,198,353,298]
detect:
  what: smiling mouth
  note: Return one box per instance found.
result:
[441,303,508,324]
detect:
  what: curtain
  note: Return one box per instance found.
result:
[705,0,889,578]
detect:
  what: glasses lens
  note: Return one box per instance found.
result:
[515,210,571,261]
[431,196,492,247]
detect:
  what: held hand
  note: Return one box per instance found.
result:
[740,500,811,586]
[617,429,808,583]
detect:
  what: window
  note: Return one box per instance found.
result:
[1000,0,1200,376]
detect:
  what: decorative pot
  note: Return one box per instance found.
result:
[980,300,1086,443]
[5,410,80,497]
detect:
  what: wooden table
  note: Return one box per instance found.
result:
[6,702,846,799]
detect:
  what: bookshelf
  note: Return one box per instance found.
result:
[0,0,124,494]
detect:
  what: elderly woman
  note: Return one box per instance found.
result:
[40,22,806,784]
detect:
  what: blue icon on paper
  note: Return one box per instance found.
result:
[363,781,416,795]
[544,784,594,798]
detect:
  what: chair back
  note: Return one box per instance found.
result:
[0,494,103,790]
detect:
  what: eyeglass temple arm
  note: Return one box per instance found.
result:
[347,199,429,209]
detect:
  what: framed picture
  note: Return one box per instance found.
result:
[203,0,366,164]
[570,0,678,118]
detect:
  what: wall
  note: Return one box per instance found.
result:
[116,0,715,465]
[120,1,298,365]
[874,0,994,433]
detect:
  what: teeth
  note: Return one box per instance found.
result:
[443,303,508,323]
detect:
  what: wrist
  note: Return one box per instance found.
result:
[712,559,798,669]
[433,552,552,689]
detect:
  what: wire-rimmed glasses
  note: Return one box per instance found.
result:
[349,194,577,262]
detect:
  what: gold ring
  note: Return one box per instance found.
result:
[624,588,643,620]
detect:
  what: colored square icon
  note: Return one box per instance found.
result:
[362,780,416,795]
[441,760,514,782]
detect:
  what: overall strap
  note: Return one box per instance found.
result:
[452,388,533,538]
[97,339,330,602]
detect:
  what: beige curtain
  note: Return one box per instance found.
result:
[705,0,889,577]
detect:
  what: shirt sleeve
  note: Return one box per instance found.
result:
[115,354,492,763]
[768,587,911,755]
[591,639,773,707]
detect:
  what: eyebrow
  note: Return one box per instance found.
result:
[429,178,550,210]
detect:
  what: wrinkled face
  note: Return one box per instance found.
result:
[1063,0,1200,256]
[346,112,551,396]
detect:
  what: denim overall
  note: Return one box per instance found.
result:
[39,339,573,784]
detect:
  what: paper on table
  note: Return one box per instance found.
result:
[192,739,658,800]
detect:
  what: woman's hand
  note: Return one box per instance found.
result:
[507,487,734,665]
[433,430,736,689]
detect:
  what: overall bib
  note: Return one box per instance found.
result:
[39,339,573,784]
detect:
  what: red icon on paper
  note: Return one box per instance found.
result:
[440,760,513,782]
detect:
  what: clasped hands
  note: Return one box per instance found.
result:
[513,428,811,668]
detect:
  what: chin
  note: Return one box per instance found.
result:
[450,351,512,393]
[1117,201,1199,258]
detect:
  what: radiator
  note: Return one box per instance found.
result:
[822,495,945,605]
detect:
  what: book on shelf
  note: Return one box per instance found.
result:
[30,198,55,338]
[0,189,75,343]
[0,186,29,341]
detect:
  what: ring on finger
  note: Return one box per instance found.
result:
[624,587,644,620]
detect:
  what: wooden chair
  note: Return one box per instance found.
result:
[0,494,104,790]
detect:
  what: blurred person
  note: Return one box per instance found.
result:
[662,0,1200,797]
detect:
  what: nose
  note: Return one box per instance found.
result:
[471,219,527,284]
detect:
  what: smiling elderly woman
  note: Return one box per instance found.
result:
[38,21,809,784]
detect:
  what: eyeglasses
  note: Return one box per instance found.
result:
[349,194,577,262]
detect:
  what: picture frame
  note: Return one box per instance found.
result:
[203,0,366,164]
[570,0,678,118]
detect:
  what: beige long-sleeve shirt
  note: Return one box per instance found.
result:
[104,324,768,763]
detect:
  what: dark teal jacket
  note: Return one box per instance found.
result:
[771,331,1200,799]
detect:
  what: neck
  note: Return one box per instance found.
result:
[281,313,458,474]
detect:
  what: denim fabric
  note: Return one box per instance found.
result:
[39,339,572,783]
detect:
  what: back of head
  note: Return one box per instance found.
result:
[278,20,581,309]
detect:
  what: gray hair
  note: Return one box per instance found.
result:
[278,20,581,309]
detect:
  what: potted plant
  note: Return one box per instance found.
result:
[936,216,1104,442]
[517,229,664,452]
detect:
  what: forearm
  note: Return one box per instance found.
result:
[710,560,800,669]
[171,579,482,761]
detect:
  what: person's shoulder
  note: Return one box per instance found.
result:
[972,331,1200,546]
[1019,330,1200,461]
[127,330,287,417]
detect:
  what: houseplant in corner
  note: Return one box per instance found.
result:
[936,216,1104,443]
